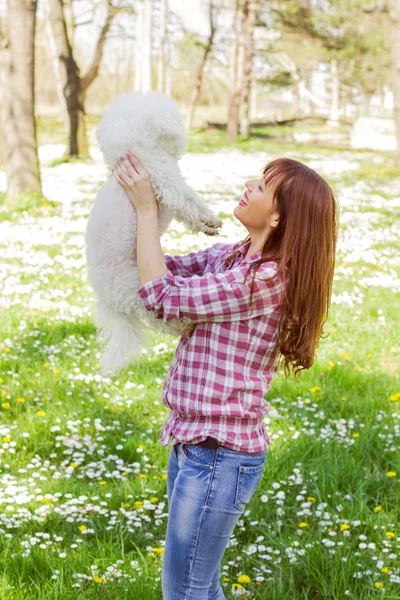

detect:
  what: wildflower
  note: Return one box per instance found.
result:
[99,481,106,485]
[232,583,244,589]
[341,397,347,401]
[36,410,46,417]
[352,433,359,438]
[373,506,382,512]
[150,497,158,503]
[340,524,350,531]
[16,397,25,403]
[2,402,11,410]
[138,474,147,479]
[385,532,395,538]
[298,522,308,528]
[374,582,383,589]
[92,575,104,584]
[389,393,400,402]
[134,501,143,509]
[162,473,168,480]
[307,496,316,502]
[3,437,11,443]
[152,547,164,555]
[386,472,396,478]
[310,386,320,393]
[238,575,251,584]
[79,525,87,531]
[381,567,390,574]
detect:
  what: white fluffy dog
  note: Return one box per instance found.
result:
[85,91,223,376]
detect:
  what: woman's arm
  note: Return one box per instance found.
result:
[136,211,168,286]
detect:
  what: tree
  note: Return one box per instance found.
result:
[240,0,259,137]
[185,0,219,132]
[2,0,42,197]
[226,0,241,141]
[47,0,135,158]
[135,0,153,92]
[388,0,400,166]
[272,0,391,122]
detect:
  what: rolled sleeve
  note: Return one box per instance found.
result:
[136,263,283,324]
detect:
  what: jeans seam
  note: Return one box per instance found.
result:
[184,449,218,600]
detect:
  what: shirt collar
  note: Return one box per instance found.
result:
[236,239,262,262]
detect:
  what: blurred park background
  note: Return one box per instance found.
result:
[0,1,400,599]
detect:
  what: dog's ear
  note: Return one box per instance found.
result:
[148,111,187,157]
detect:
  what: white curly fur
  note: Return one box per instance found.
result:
[85,91,223,376]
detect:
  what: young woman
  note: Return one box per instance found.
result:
[115,150,339,600]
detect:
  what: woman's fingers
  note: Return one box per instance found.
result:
[125,150,147,176]
[116,163,133,187]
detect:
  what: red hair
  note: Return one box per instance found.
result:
[224,157,340,380]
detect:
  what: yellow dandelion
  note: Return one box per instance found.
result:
[389,393,400,402]
[16,397,25,403]
[370,298,376,302]
[79,525,87,531]
[223,577,230,582]
[3,437,11,443]
[298,522,308,528]
[374,582,383,589]
[307,496,316,502]
[385,531,395,538]
[138,444,145,449]
[310,386,320,393]
[36,410,46,417]
[92,575,104,584]
[138,474,147,479]
[150,497,158,503]
[1,391,8,397]
[152,547,164,555]
[373,506,382,512]
[352,433,359,438]
[238,575,251,584]
[340,524,350,531]
[341,396,347,401]
[0,378,3,383]
[381,567,390,574]
[386,472,397,478]
[44,362,50,367]
[134,501,143,508]
[53,369,60,374]
[3,347,10,352]
[2,402,11,410]
[70,462,77,468]
[232,583,244,590]
[99,481,106,485]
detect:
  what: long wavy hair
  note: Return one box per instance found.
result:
[224,157,340,380]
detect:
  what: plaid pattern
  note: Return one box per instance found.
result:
[137,238,286,453]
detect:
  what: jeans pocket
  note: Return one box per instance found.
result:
[234,462,265,512]
[181,443,216,469]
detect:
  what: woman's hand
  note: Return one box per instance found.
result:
[114,150,158,215]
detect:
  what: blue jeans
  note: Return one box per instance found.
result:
[162,441,268,600]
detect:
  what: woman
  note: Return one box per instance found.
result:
[115,150,339,600]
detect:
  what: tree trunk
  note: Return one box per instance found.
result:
[185,1,217,133]
[240,0,258,138]
[226,0,240,141]
[328,59,340,127]
[389,0,400,167]
[157,0,167,92]
[3,0,42,196]
[48,0,83,157]
[142,0,153,92]
[134,1,144,91]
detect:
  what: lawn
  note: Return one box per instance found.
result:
[0,127,399,599]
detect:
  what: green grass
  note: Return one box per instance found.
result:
[0,130,399,599]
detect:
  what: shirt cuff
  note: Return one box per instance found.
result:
[137,270,184,312]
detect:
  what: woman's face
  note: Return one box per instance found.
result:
[233,178,279,237]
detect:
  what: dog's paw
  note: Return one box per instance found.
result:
[198,220,223,235]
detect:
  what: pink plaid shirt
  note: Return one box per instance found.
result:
[137,238,287,453]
